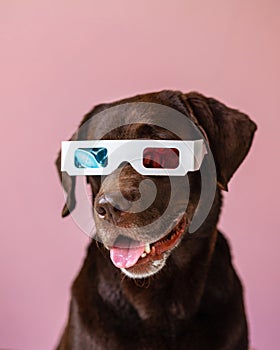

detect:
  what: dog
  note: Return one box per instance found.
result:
[55,90,256,350]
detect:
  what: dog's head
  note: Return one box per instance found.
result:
[55,90,256,279]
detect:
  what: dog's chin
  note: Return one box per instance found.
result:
[120,252,169,279]
[105,214,188,279]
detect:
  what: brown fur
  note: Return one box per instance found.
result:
[55,90,256,350]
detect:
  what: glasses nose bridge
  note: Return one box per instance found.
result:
[109,143,143,172]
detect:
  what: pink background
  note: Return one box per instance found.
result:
[0,1,279,349]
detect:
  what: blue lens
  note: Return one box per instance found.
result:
[74,148,108,168]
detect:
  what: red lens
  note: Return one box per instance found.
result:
[143,148,179,169]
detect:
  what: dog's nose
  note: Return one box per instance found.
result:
[95,192,131,223]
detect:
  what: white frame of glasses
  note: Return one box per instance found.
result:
[61,139,207,176]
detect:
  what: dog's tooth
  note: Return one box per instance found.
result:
[141,252,147,258]
[145,243,151,254]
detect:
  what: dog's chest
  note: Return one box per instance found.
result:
[97,274,137,317]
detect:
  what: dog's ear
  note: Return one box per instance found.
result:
[55,103,109,217]
[182,92,257,191]
[55,130,78,217]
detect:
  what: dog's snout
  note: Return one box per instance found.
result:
[95,192,132,223]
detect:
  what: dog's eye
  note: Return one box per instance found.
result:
[143,148,179,169]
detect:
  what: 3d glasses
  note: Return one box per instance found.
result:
[61,139,207,176]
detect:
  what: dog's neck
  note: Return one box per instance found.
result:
[121,229,218,321]
[90,225,219,333]
[76,190,222,333]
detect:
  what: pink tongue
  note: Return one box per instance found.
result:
[110,244,145,269]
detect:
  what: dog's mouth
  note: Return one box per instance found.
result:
[109,214,187,270]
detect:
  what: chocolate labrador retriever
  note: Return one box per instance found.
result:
[55,90,256,350]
